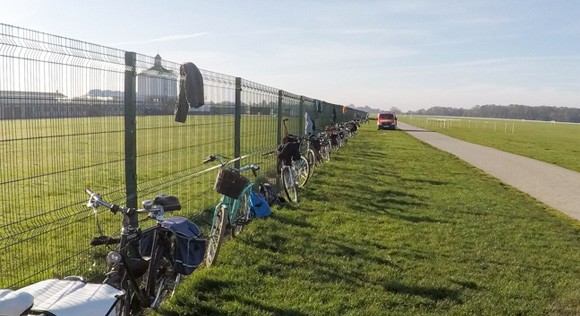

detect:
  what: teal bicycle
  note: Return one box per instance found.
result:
[203,155,260,267]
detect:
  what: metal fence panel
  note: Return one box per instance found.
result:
[0,23,128,287]
[0,23,366,288]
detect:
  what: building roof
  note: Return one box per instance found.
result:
[0,91,68,100]
[139,54,177,78]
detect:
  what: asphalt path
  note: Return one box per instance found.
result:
[397,121,580,221]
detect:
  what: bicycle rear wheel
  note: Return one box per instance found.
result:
[205,206,226,267]
[296,156,310,188]
[281,166,298,203]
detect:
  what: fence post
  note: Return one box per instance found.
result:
[124,52,138,210]
[299,96,305,137]
[234,77,242,168]
[277,90,283,144]
[276,90,283,187]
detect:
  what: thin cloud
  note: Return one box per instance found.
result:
[333,28,424,38]
[112,32,208,45]
[407,56,580,71]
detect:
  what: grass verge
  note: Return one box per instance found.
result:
[398,115,580,173]
[158,123,580,315]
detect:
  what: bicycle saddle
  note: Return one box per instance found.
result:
[154,194,181,211]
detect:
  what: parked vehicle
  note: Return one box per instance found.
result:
[377,111,398,130]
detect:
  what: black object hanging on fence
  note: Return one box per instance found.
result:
[175,62,205,123]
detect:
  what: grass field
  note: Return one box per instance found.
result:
[0,114,287,288]
[156,122,580,315]
[399,115,580,173]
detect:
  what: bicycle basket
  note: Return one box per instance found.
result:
[214,168,249,199]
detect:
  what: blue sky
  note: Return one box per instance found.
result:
[2,0,579,111]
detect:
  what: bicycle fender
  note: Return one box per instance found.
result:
[17,279,124,316]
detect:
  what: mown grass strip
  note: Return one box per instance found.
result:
[399,115,580,173]
[158,123,580,316]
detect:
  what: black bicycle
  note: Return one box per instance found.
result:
[84,189,205,315]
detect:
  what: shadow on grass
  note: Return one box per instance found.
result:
[382,281,463,303]
[304,182,449,224]
[401,177,448,186]
[160,279,231,316]
[325,239,400,269]
[251,233,289,253]
[270,212,314,228]
[161,279,307,316]
[218,295,308,316]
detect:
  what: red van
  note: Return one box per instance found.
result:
[377,111,397,130]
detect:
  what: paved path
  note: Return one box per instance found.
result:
[398,122,580,221]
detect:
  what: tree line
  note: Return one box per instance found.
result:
[406,104,580,123]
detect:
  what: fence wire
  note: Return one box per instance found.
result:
[0,23,367,288]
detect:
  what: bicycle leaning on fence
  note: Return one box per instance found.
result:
[301,134,318,171]
[0,189,205,316]
[316,131,332,164]
[274,142,310,204]
[204,155,260,267]
[85,189,205,315]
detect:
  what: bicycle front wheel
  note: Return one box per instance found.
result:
[281,166,298,203]
[296,156,310,188]
[146,239,181,310]
[306,148,316,169]
[116,284,141,316]
[232,189,251,237]
[205,205,226,267]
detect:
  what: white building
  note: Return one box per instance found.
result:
[137,55,178,109]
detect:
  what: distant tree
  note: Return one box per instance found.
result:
[406,104,580,123]
[354,105,382,114]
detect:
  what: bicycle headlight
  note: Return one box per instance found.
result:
[107,251,122,265]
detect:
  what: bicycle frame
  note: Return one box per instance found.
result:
[86,190,184,315]
[214,181,254,227]
[1,190,187,316]
[204,154,259,267]
[113,223,174,313]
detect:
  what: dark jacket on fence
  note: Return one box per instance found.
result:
[175,62,204,123]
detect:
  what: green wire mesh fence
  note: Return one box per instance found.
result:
[0,23,366,288]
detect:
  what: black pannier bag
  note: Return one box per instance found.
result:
[141,216,205,275]
[308,135,321,151]
[277,134,301,166]
[308,135,322,160]
[330,133,340,146]
[347,122,358,133]
[259,182,283,206]
[160,216,205,275]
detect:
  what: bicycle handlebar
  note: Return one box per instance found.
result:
[85,188,117,211]
[204,154,260,177]
[202,155,217,164]
[85,188,177,217]
[240,163,260,177]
